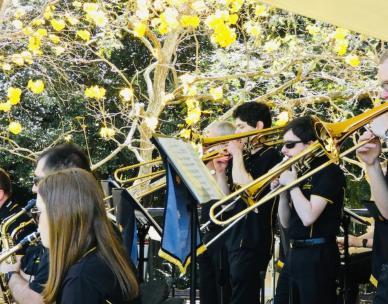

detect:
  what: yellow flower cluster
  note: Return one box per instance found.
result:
[99,127,115,139]
[180,15,200,28]
[84,85,106,100]
[152,8,179,34]
[28,79,45,94]
[185,98,201,126]
[332,28,349,56]
[77,30,91,41]
[274,111,289,126]
[51,19,66,31]
[209,86,223,100]
[206,11,237,48]
[83,3,108,27]
[0,102,12,112]
[8,87,22,105]
[8,122,22,135]
[345,54,361,67]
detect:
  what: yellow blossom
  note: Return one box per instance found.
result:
[306,25,320,36]
[84,85,106,100]
[186,107,201,126]
[12,20,23,30]
[228,14,238,25]
[333,28,349,40]
[345,54,361,67]
[334,40,348,56]
[263,39,281,53]
[27,79,45,94]
[64,134,73,142]
[83,3,99,13]
[180,15,200,28]
[255,4,268,16]
[49,34,60,44]
[8,87,22,105]
[210,86,223,100]
[66,15,79,26]
[51,19,66,31]
[8,122,22,135]
[274,111,289,126]
[133,22,147,38]
[28,37,42,54]
[245,22,261,37]
[179,128,191,139]
[99,127,115,139]
[34,28,48,38]
[14,8,26,19]
[2,63,12,71]
[212,24,236,48]
[73,1,83,8]
[229,0,243,13]
[87,10,108,27]
[22,27,33,36]
[0,102,12,112]
[21,51,33,64]
[76,30,91,41]
[11,54,24,66]
[31,19,45,27]
[44,6,54,20]
[119,88,133,101]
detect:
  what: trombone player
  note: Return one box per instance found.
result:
[356,50,388,304]
[273,116,345,304]
[223,102,281,304]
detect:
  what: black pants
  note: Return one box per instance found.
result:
[228,248,269,304]
[274,242,340,304]
[374,264,388,304]
[199,243,231,304]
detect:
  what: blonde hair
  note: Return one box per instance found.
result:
[38,168,139,303]
[204,121,235,137]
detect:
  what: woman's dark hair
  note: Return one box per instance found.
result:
[38,144,90,173]
[283,116,317,142]
[233,102,272,128]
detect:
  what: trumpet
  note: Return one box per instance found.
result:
[208,102,388,227]
[114,126,285,187]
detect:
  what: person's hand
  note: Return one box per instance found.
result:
[213,153,230,174]
[227,140,244,157]
[337,235,358,251]
[356,131,381,166]
[370,113,388,138]
[279,166,297,186]
[271,178,280,190]
[0,255,21,274]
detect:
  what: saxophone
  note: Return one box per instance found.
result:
[0,199,36,304]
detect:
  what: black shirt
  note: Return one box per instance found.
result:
[57,251,139,304]
[369,172,388,281]
[21,243,49,293]
[0,200,36,253]
[225,147,282,255]
[287,157,345,240]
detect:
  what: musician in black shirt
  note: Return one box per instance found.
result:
[224,102,281,304]
[36,168,139,303]
[274,116,345,304]
[356,51,388,303]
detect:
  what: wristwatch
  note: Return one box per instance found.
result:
[4,271,17,284]
[362,238,368,248]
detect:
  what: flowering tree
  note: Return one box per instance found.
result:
[0,0,383,200]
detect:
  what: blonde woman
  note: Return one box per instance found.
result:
[36,168,139,303]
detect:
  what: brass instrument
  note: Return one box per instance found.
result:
[0,232,40,264]
[208,102,388,227]
[114,126,284,189]
[0,199,36,304]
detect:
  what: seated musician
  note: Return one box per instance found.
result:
[199,121,234,304]
[0,168,36,251]
[356,50,388,304]
[274,116,345,304]
[35,168,139,303]
[0,144,92,304]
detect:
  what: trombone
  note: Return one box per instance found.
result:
[208,102,388,227]
[114,126,284,188]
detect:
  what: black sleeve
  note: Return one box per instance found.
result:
[29,252,49,293]
[310,165,345,204]
[249,148,281,179]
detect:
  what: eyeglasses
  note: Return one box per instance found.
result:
[30,207,41,222]
[284,141,304,149]
[32,176,43,186]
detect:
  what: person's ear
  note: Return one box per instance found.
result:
[256,121,264,130]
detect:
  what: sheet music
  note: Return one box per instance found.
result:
[156,137,224,204]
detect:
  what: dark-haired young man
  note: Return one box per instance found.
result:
[225,102,281,304]
[0,144,91,304]
[274,116,345,304]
